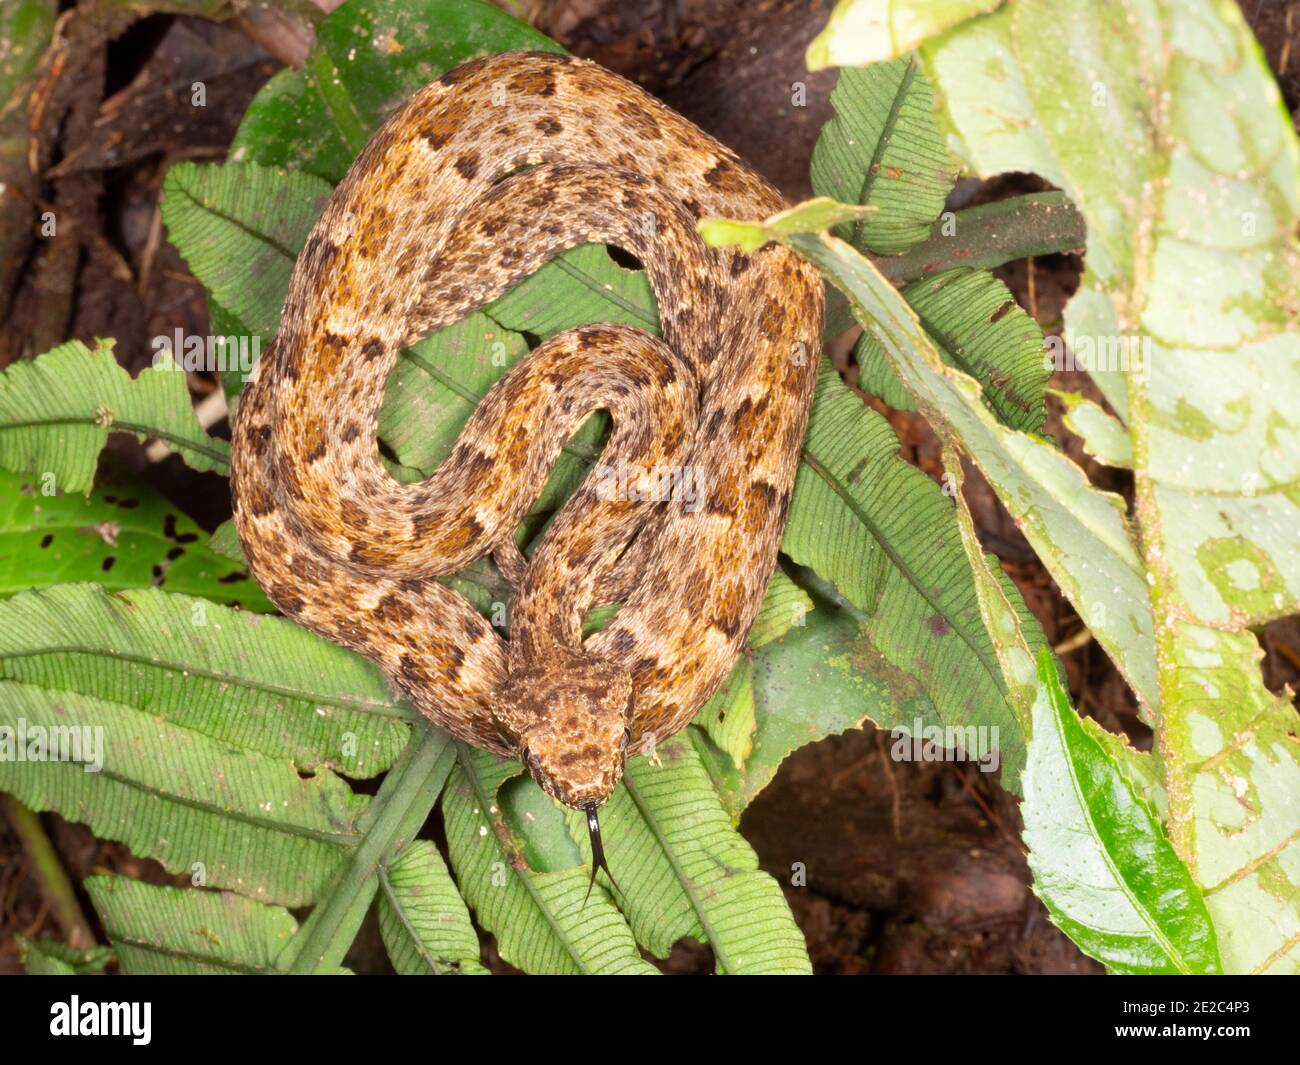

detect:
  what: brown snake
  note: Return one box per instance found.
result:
[230,51,824,876]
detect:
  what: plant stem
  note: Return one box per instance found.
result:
[282,724,454,974]
[876,191,1085,285]
[824,191,1085,337]
[1,793,96,949]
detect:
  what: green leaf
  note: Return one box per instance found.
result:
[781,361,1041,785]
[690,667,757,777]
[0,339,229,493]
[567,734,812,973]
[202,299,257,408]
[281,723,455,974]
[1053,388,1132,467]
[161,161,332,342]
[806,0,1005,69]
[378,840,487,974]
[0,584,411,777]
[84,875,305,974]
[0,467,272,609]
[229,0,563,182]
[1083,717,1164,816]
[810,59,957,254]
[774,231,1160,722]
[206,517,246,563]
[919,0,1300,974]
[484,244,659,338]
[942,450,1038,729]
[380,313,527,473]
[856,269,1048,432]
[0,680,368,906]
[0,1,55,110]
[380,312,601,517]
[699,197,873,253]
[1022,648,1221,974]
[17,936,114,976]
[692,568,813,768]
[441,747,658,975]
[695,587,905,817]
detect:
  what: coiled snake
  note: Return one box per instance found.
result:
[230,51,824,879]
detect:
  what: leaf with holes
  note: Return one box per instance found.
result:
[0,468,271,609]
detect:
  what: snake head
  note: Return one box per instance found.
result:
[492,656,633,810]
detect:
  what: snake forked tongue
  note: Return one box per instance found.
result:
[584,803,620,905]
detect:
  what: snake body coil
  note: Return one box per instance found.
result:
[231,51,824,815]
